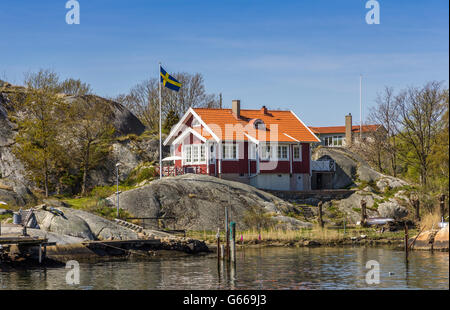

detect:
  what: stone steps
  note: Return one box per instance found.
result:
[113,219,179,240]
[114,219,145,234]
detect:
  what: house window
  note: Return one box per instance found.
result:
[184,145,192,163]
[200,145,206,162]
[248,143,256,160]
[260,144,272,160]
[223,144,238,160]
[277,145,288,160]
[192,118,200,127]
[192,145,199,162]
[183,144,207,164]
[324,136,333,146]
[333,136,343,146]
[293,145,302,161]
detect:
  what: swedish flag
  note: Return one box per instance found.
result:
[160,66,182,92]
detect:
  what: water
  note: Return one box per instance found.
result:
[0,247,448,290]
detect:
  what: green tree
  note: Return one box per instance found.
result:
[396,81,447,188]
[67,96,115,195]
[12,69,67,197]
[163,109,179,132]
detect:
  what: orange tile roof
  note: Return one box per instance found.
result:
[192,108,319,143]
[309,125,380,134]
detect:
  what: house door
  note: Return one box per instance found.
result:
[316,173,322,190]
[296,175,304,191]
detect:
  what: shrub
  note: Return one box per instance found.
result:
[243,205,276,230]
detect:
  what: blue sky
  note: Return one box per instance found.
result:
[0,0,448,126]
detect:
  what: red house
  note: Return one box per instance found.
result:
[163,100,320,191]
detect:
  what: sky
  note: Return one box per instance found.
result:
[0,0,448,126]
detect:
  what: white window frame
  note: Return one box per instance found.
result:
[222,143,238,160]
[293,145,302,162]
[192,145,199,163]
[260,143,273,161]
[183,144,207,164]
[248,143,257,160]
[200,144,206,162]
[184,145,192,164]
[277,145,289,160]
[333,135,343,146]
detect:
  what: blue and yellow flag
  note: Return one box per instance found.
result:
[160,66,182,92]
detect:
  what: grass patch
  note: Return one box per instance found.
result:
[0,213,13,222]
[63,195,133,220]
[186,226,418,244]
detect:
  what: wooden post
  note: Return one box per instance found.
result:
[225,206,230,261]
[318,201,324,228]
[230,222,236,263]
[439,194,446,222]
[360,199,367,227]
[216,228,221,265]
[38,244,42,264]
[404,222,409,262]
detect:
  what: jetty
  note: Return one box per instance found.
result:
[0,235,56,265]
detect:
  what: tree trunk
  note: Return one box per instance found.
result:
[81,143,90,196]
[44,161,49,198]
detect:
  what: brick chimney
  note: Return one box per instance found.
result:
[260,106,268,115]
[345,113,352,147]
[232,100,240,118]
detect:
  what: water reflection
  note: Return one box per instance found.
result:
[0,247,448,290]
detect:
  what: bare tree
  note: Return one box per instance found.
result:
[368,87,400,176]
[58,78,92,96]
[396,81,446,188]
[115,72,220,130]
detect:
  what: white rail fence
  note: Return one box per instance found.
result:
[311,160,335,172]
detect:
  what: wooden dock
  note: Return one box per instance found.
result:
[0,235,56,264]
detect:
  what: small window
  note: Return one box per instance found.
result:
[192,145,199,162]
[192,118,200,127]
[248,143,256,160]
[277,146,288,160]
[260,144,272,160]
[184,145,192,163]
[200,145,206,162]
[293,145,302,161]
[223,144,238,160]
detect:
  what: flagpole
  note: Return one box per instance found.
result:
[159,62,162,179]
[360,74,362,141]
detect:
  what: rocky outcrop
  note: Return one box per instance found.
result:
[312,147,408,190]
[34,206,138,241]
[411,225,449,251]
[0,226,84,245]
[106,174,311,230]
[377,200,409,219]
[1,82,153,202]
[312,147,412,224]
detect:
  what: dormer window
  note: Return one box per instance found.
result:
[253,119,265,130]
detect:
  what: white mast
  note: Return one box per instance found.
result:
[159,62,162,179]
[360,74,362,141]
